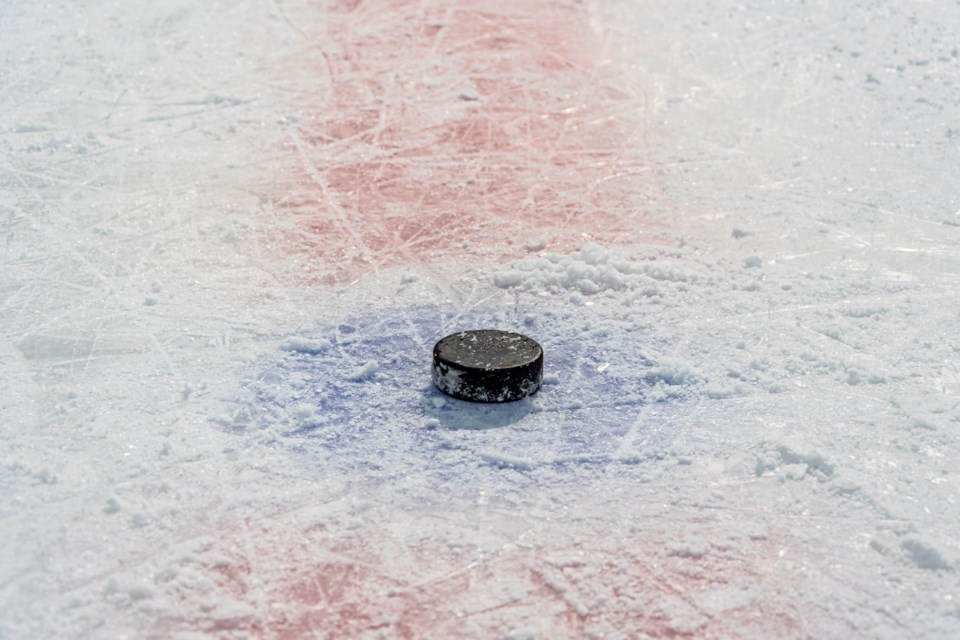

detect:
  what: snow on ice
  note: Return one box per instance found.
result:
[3,0,960,638]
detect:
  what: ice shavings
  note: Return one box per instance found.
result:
[493,243,722,302]
[345,359,380,382]
[477,450,535,471]
[280,336,332,355]
[431,362,464,398]
[5,0,960,636]
[755,442,835,482]
[495,243,648,295]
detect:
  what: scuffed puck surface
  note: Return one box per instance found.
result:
[432,330,544,403]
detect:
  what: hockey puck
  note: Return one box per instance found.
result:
[432,330,543,403]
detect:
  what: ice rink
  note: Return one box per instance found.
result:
[3,1,959,638]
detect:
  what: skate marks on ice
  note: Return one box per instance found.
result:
[150,497,803,640]
[266,0,664,284]
[241,300,691,484]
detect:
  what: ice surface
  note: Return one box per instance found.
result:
[271,0,663,285]
[3,0,960,638]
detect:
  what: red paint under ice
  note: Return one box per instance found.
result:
[273,0,662,283]
[156,1,795,637]
[157,516,802,639]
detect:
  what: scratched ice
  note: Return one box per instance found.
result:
[245,302,687,483]
[4,0,960,638]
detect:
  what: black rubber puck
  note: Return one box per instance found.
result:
[432,330,543,403]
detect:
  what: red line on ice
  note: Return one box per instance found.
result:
[156,515,804,639]
[272,0,663,283]
[152,1,806,637]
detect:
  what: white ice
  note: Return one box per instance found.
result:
[2,1,960,638]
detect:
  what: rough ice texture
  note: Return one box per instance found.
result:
[4,0,960,638]
[344,358,379,382]
[494,242,699,296]
[270,0,665,284]
[279,336,332,355]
